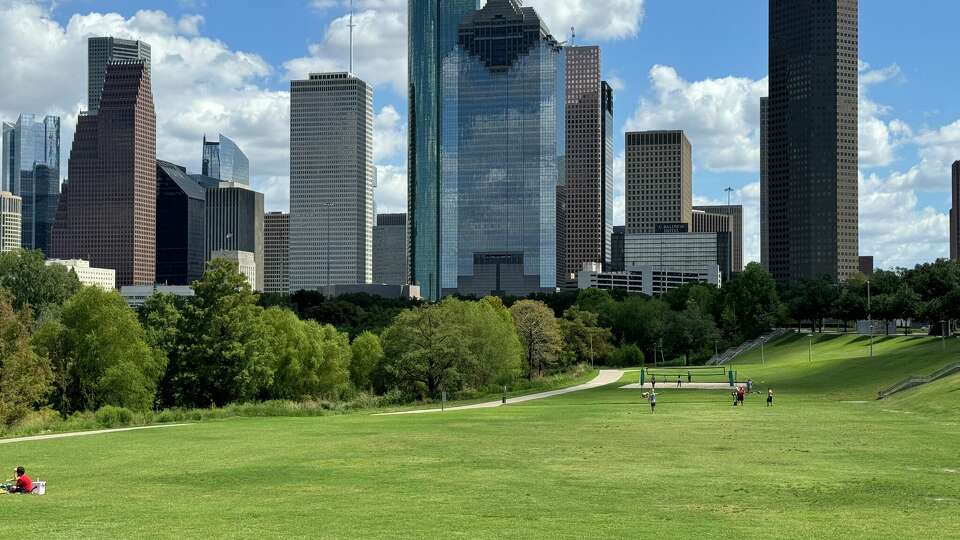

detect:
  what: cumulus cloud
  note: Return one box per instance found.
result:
[525,0,645,41]
[859,62,910,168]
[374,164,407,215]
[373,105,406,163]
[624,65,768,172]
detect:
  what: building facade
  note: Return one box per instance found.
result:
[156,161,206,286]
[264,212,289,295]
[408,0,481,300]
[623,232,725,285]
[0,191,21,253]
[625,130,692,234]
[373,213,408,285]
[196,176,264,291]
[211,250,257,290]
[610,225,625,272]
[120,284,194,308]
[289,72,374,292]
[1,115,60,254]
[88,37,151,114]
[858,255,874,277]
[767,0,859,281]
[437,0,565,298]
[563,46,613,278]
[693,205,743,273]
[202,134,250,185]
[952,161,959,261]
[51,61,156,287]
[46,259,116,290]
[577,262,720,296]
[760,96,769,270]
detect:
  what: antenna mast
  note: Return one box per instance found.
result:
[571,27,576,46]
[348,0,355,74]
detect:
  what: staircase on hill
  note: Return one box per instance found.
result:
[877,362,960,399]
[706,328,791,366]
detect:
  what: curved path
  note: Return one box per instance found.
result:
[0,424,189,445]
[379,369,625,416]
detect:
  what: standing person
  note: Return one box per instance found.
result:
[747,379,754,393]
[687,371,692,384]
[6,467,32,494]
[732,390,739,407]
[676,375,682,389]
[767,388,774,407]
[651,375,657,390]
[737,386,746,406]
[648,390,657,413]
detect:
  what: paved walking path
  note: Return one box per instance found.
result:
[0,424,189,445]
[621,382,740,390]
[379,369,626,416]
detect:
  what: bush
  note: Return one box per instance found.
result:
[607,344,645,367]
[95,405,135,428]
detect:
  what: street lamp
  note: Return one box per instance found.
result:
[942,320,947,351]
[808,334,813,363]
[867,280,873,359]
[761,336,766,367]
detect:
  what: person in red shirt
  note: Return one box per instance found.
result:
[7,467,32,494]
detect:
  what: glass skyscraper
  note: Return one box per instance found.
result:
[202,134,250,185]
[408,0,480,300]
[1,114,60,254]
[438,0,565,297]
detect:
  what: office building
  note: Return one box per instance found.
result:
[290,72,374,292]
[156,161,206,286]
[625,130,692,234]
[120,284,194,308]
[563,46,613,278]
[1,115,60,254]
[408,0,480,299]
[211,250,257,290]
[432,0,565,298]
[760,97,769,270]
[0,191,21,252]
[50,61,156,287]
[858,256,874,277]
[373,213,407,285]
[264,212,289,294]
[45,259,116,290]
[952,161,959,261]
[88,37,151,114]
[610,226,625,272]
[202,134,250,185]
[577,262,720,296]
[693,205,743,273]
[767,0,859,281]
[624,232,726,285]
[196,175,264,291]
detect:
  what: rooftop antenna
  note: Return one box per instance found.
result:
[348,0,355,74]
[724,186,735,207]
[571,27,576,46]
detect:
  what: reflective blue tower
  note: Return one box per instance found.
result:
[202,134,250,185]
[1,114,60,254]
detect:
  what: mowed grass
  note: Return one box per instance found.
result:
[2,334,959,539]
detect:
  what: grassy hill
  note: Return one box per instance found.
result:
[1,333,957,538]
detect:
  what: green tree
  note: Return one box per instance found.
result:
[607,343,645,368]
[140,293,183,361]
[610,296,667,360]
[720,263,783,338]
[663,301,720,364]
[0,250,80,312]
[0,293,53,425]
[510,300,563,378]
[32,287,164,413]
[350,331,384,390]
[560,306,613,366]
[167,259,272,407]
[263,308,350,399]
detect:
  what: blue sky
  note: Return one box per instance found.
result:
[0,0,956,269]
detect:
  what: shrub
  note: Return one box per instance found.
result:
[607,344,645,367]
[95,405,135,428]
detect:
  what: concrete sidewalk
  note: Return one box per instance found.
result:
[0,424,189,445]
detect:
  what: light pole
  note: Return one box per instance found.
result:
[761,337,766,367]
[942,320,947,351]
[867,280,873,359]
[808,334,813,363]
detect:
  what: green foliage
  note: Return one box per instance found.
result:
[719,262,782,339]
[139,293,183,360]
[382,298,522,397]
[662,300,720,363]
[94,405,135,428]
[350,331,384,390]
[262,307,350,400]
[0,293,53,426]
[606,343,645,367]
[289,291,421,338]
[0,249,81,312]
[510,300,564,378]
[559,306,613,365]
[165,259,271,407]
[32,287,164,413]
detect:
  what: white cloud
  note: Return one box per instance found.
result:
[859,62,910,168]
[525,0,645,41]
[625,65,768,172]
[374,164,406,215]
[373,105,405,163]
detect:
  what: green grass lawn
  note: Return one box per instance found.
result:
[2,334,959,539]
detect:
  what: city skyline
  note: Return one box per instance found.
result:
[0,1,956,271]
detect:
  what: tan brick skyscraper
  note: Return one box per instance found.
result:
[51,60,156,286]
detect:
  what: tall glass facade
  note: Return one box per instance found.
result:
[408,0,480,300]
[439,0,565,297]
[202,134,250,185]
[2,114,60,253]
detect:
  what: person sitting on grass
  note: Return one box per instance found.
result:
[6,467,32,494]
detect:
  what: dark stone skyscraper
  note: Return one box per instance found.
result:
[767,0,859,282]
[564,46,613,278]
[408,0,481,300]
[88,37,151,114]
[156,160,206,285]
[51,60,156,286]
[951,161,959,261]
